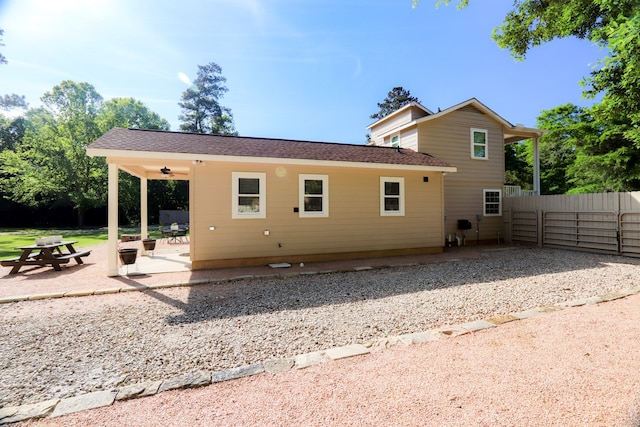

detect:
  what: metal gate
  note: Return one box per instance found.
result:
[620,212,640,257]
[543,211,618,253]
[511,209,640,257]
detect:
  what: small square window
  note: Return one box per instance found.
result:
[390,134,400,147]
[483,189,502,216]
[471,128,488,159]
[299,174,328,217]
[232,172,266,218]
[380,177,405,216]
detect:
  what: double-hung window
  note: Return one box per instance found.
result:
[380,177,405,216]
[232,172,266,219]
[483,189,502,216]
[471,128,488,159]
[299,174,328,217]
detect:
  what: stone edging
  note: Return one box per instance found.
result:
[1,285,638,424]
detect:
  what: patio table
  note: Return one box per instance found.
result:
[0,241,91,274]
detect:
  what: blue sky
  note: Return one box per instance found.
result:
[0,0,603,144]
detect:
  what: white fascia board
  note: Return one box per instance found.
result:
[90,148,457,174]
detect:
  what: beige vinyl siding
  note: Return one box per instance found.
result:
[443,181,504,242]
[369,109,415,144]
[417,105,506,242]
[191,161,444,265]
[418,106,504,183]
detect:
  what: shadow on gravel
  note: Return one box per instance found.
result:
[163,247,640,325]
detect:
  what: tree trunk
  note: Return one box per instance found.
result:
[77,206,85,228]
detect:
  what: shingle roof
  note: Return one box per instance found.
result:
[88,128,455,170]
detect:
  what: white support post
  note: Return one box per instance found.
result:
[533,136,541,196]
[141,177,148,239]
[107,163,119,276]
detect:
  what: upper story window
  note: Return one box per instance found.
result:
[471,128,488,160]
[299,174,328,217]
[380,177,405,216]
[232,172,266,219]
[390,133,400,147]
[483,189,502,216]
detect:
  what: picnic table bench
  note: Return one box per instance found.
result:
[1,241,91,274]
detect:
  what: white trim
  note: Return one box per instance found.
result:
[91,151,457,174]
[299,174,329,218]
[232,172,266,219]
[471,128,488,160]
[483,189,502,216]
[380,176,405,216]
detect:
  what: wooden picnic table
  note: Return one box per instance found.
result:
[0,241,91,274]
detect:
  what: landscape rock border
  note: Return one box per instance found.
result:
[1,284,638,424]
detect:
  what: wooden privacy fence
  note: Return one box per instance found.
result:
[503,192,640,257]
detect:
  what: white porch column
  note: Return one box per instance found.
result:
[107,163,119,276]
[140,177,148,239]
[533,136,541,195]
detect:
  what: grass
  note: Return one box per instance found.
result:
[0,228,164,260]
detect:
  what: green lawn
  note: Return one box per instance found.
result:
[0,228,163,260]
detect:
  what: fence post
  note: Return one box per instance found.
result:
[537,210,543,248]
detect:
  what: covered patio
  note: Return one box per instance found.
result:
[99,155,195,276]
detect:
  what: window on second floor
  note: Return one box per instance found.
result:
[299,174,328,217]
[390,133,400,147]
[471,128,488,160]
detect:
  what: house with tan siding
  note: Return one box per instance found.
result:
[87,128,456,276]
[367,98,544,245]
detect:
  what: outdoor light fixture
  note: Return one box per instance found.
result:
[160,167,171,175]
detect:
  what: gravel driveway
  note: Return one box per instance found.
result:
[1,247,638,409]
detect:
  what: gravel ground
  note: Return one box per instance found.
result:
[1,247,639,409]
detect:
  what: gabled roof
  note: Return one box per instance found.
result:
[369,98,544,143]
[366,101,433,130]
[87,128,456,172]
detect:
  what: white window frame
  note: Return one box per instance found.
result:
[380,176,405,216]
[471,128,488,160]
[299,174,329,218]
[390,133,400,148]
[483,189,502,216]
[232,172,266,219]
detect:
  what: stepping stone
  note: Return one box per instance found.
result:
[116,380,162,401]
[397,330,442,345]
[485,314,519,325]
[52,391,116,418]
[293,351,325,369]
[211,363,264,383]
[0,399,59,424]
[264,358,295,373]
[460,319,496,332]
[511,309,540,320]
[325,344,370,360]
[158,371,211,393]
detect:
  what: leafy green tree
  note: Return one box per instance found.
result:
[97,97,172,225]
[370,87,421,120]
[0,81,107,226]
[504,142,532,190]
[178,62,237,135]
[98,98,170,132]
